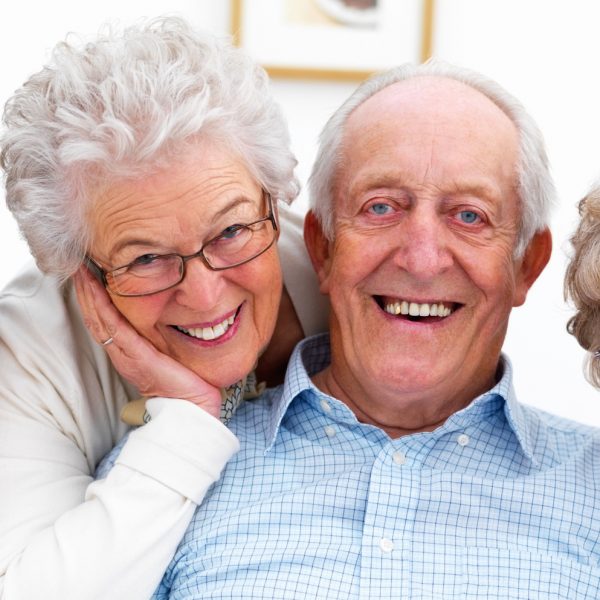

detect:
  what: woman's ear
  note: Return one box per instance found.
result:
[304,210,333,295]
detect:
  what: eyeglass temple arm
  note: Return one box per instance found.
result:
[84,256,107,287]
[267,193,278,231]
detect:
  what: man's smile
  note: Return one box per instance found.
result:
[375,296,461,321]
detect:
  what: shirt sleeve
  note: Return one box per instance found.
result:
[277,203,330,337]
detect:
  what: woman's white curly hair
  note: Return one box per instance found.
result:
[1,17,299,280]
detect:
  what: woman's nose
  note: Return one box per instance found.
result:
[174,256,227,308]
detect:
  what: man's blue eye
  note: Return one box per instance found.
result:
[458,210,479,224]
[369,203,392,215]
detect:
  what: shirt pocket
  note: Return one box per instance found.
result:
[462,547,600,599]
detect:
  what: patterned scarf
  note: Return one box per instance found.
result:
[120,371,265,427]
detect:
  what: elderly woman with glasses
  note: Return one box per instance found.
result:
[0,18,326,599]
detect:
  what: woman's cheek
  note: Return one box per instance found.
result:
[110,293,171,343]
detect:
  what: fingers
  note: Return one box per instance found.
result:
[75,266,152,361]
[74,267,164,391]
[73,266,222,418]
[74,266,120,346]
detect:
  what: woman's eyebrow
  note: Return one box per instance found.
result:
[109,197,258,257]
[209,196,255,221]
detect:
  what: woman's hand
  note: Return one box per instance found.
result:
[73,266,222,420]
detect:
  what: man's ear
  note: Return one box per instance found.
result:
[304,210,333,295]
[513,227,552,307]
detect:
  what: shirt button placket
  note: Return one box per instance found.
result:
[392,450,406,465]
[379,537,394,553]
[320,399,332,413]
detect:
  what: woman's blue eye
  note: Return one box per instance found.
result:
[369,203,392,215]
[132,254,160,266]
[458,210,480,224]
[220,225,244,240]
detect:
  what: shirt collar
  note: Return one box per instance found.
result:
[265,334,329,452]
[499,357,541,466]
[265,334,539,465]
[442,355,540,466]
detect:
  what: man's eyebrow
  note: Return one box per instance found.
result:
[445,180,504,202]
[349,173,406,195]
[351,173,503,197]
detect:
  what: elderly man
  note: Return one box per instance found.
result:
[103,61,600,598]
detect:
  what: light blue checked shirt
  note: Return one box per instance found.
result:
[100,334,600,598]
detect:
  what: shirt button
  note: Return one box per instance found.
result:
[324,425,336,437]
[392,450,406,465]
[379,537,394,553]
[320,399,332,413]
[457,433,470,447]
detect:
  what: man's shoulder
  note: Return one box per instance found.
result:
[228,385,283,443]
[523,403,600,436]
[519,402,600,464]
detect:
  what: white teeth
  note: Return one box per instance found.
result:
[383,300,454,319]
[177,313,235,341]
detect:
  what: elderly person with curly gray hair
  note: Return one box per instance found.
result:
[0,17,326,599]
[565,187,600,387]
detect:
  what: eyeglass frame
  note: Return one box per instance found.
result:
[84,192,278,297]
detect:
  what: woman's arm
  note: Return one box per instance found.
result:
[0,267,238,599]
[2,402,237,599]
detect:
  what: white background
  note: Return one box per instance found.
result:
[1,1,599,424]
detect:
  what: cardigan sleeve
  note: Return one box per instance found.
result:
[0,268,238,599]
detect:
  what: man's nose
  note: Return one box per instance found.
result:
[392,211,454,279]
[175,256,227,307]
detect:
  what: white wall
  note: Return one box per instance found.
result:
[1,1,598,423]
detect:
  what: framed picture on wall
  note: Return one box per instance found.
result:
[231,0,435,80]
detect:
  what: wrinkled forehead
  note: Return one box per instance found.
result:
[347,76,517,139]
[334,76,520,201]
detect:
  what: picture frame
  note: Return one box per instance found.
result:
[230,0,435,81]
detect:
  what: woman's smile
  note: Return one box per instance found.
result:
[172,303,243,345]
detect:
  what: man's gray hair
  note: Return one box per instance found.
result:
[1,17,299,279]
[308,59,555,257]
